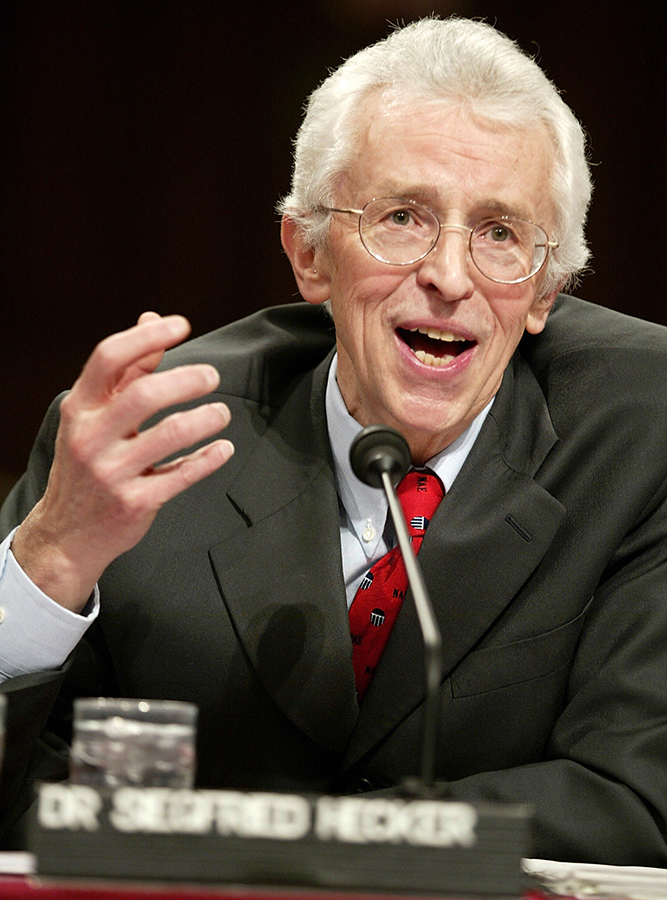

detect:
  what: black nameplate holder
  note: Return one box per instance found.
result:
[30,783,533,897]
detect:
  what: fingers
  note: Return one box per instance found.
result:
[137,311,162,325]
[122,311,169,383]
[73,314,195,407]
[96,401,232,483]
[59,312,233,510]
[139,438,236,507]
[13,311,236,612]
[89,364,223,440]
[60,310,223,458]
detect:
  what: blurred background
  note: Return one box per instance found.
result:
[1,1,664,500]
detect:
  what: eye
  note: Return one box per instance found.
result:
[489,224,511,242]
[382,204,436,234]
[362,198,438,253]
[389,208,416,227]
[473,219,523,246]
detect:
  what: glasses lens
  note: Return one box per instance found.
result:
[471,219,548,283]
[359,199,439,265]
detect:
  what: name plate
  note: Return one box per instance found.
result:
[30,784,533,896]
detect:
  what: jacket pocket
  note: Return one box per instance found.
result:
[450,601,591,698]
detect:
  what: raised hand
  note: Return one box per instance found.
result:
[11,313,234,612]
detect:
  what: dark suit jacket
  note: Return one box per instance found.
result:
[2,295,667,865]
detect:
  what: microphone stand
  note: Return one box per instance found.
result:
[380,467,443,792]
[350,425,444,794]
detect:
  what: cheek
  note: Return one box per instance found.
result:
[330,270,406,321]
[487,285,540,337]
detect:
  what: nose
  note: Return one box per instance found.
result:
[415,224,475,300]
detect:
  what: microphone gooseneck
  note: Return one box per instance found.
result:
[349,425,444,794]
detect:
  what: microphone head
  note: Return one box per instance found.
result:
[350,425,411,489]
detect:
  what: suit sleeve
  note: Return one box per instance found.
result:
[0,395,74,839]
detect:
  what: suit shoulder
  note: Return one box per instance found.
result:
[520,295,667,437]
[159,302,336,403]
[522,294,667,380]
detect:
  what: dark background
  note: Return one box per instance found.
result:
[1,1,664,498]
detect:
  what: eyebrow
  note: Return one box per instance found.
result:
[374,183,439,205]
[475,198,534,221]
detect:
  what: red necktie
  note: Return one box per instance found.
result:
[349,469,444,700]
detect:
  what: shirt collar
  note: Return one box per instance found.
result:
[325,354,493,546]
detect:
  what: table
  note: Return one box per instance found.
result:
[0,879,555,900]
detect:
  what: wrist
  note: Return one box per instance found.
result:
[11,509,100,614]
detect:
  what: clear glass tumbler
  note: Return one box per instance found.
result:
[70,697,198,789]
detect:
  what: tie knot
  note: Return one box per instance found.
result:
[396,469,444,537]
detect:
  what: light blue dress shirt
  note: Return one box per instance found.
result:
[325,356,492,608]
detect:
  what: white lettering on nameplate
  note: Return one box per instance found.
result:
[37,786,478,848]
[110,789,310,838]
[37,784,103,831]
[314,797,477,847]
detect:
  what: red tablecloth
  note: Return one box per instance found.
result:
[0,879,556,900]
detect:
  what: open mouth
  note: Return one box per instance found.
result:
[398,326,476,367]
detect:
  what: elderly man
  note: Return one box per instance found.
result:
[1,17,666,866]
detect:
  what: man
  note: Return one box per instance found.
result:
[1,17,667,865]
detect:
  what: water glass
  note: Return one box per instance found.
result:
[70,697,197,789]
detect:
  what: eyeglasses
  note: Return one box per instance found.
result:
[321,197,558,284]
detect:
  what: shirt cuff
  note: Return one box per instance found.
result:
[0,529,99,680]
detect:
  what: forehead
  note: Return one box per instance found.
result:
[342,95,556,226]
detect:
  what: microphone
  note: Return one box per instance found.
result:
[349,423,412,488]
[350,425,443,794]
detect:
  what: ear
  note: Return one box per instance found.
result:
[281,216,331,305]
[525,288,559,335]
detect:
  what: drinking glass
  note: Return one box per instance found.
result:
[70,697,197,789]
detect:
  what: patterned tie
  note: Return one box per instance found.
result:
[349,469,444,700]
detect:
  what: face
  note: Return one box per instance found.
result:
[284,98,559,464]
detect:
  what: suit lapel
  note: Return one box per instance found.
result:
[342,353,566,770]
[208,344,565,770]
[208,352,359,755]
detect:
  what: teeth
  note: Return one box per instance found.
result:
[404,326,471,367]
[409,326,467,342]
[414,350,452,367]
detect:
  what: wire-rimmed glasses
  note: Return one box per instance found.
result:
[322,197,558,285]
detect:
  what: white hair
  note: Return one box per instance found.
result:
[278,16,592,296]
